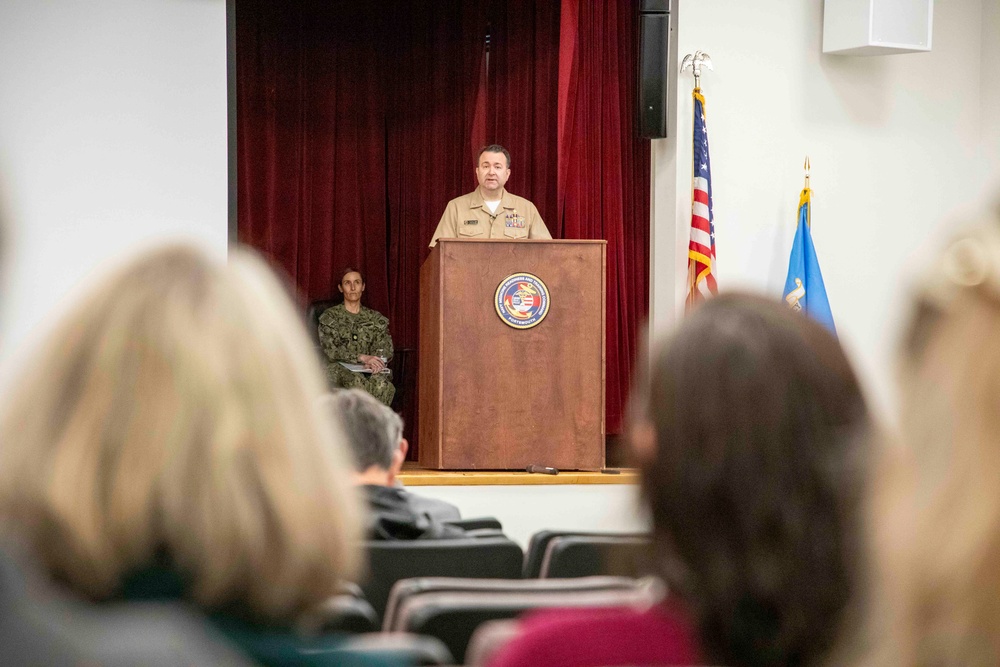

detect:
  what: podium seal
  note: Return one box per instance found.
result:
[495,273,551,329]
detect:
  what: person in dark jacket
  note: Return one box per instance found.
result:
[323,390,465,540]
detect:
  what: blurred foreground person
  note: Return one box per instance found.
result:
[0,244,398,667]
[861,209,1000,666]
[490,293,870,667]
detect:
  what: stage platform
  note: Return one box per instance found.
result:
[398,462,638,486]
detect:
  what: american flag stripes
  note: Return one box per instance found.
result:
[686,88,717,309]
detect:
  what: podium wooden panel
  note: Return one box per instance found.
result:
[418,239,606,470]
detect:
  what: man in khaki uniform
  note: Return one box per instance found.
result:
[429,144,552,247]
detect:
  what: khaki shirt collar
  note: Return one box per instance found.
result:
[469,187,515,210]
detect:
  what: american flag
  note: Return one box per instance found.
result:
[686,89,717,309]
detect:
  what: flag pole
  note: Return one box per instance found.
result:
[785,155,835,333]
[802,156,811,228]
[680,51,713,92]
[680,50,717,310]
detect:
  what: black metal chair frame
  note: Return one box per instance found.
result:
[358,537,524,622]
[522,530,650,578]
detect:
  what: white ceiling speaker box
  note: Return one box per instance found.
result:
[823,0,933,55]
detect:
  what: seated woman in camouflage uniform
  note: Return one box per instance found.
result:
[318,268,395,406]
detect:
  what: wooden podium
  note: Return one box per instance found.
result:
[418,239,606,471]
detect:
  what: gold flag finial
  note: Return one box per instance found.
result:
[804,156,811,190]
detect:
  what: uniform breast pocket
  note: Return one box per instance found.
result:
[503,227,528,239]
[459,225,485,237]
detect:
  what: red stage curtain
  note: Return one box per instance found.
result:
[236,0,648,449]
[558,0,651,433]
[237,0,486,454]
[485,0,560,223]
[384,1,489,354]
[238,0,485,315]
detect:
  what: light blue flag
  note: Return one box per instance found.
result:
[783,188,836,334]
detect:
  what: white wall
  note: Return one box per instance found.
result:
[981,0,1000,196]
[652,0,996,417]
[649,12,682,335]
[415,484,649,549]
[0,0,229,370]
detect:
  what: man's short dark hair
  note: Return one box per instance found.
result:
[477,144,511,169]
[323,390,403,472]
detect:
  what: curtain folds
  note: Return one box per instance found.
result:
[236,0,649,450]
[558,0,651,433]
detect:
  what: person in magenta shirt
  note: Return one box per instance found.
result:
[490,293,871,667]
[489,599,701,667]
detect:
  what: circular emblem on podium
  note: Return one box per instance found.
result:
[495,273,550,329]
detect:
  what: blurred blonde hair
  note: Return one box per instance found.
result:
[863,208,1000,665]
[0,243,362,621]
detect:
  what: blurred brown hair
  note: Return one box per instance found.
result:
[633,293,869,666]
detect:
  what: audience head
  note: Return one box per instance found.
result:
[322,389,407,486]
[630,292,869,667]
[866,209,1000,664]
[0,243,362,622]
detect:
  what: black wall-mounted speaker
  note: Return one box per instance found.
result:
[638,0,670,139]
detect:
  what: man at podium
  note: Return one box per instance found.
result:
[429,144,551,247]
